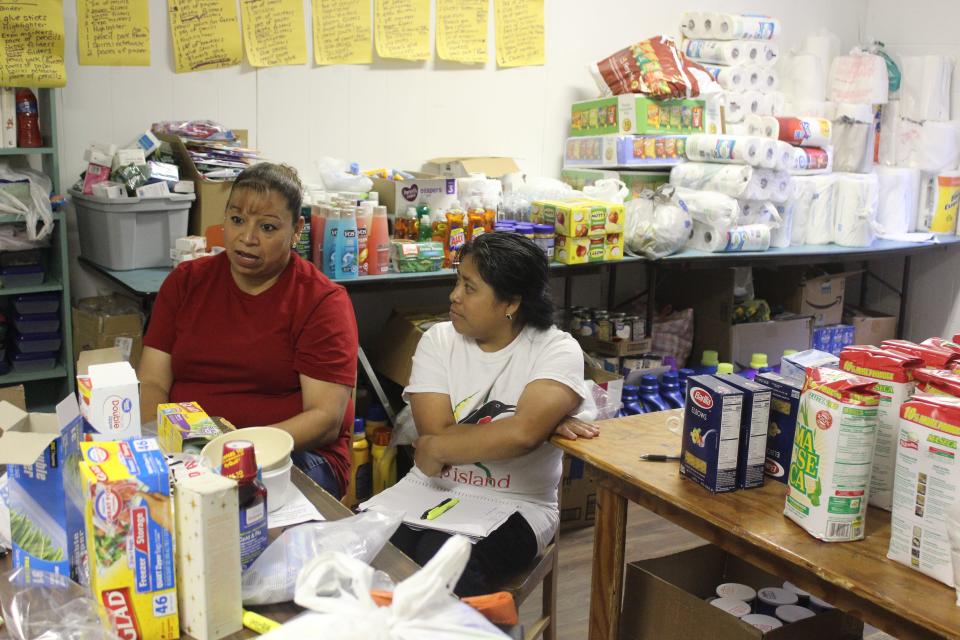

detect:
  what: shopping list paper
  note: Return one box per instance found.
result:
[239,0,307,67]
[493,0,544,68]
[313,0,372,65]
[436,0,487,64]
[267,484,326,529]
[0,0,66,87]
[168,0,242,73]
[374,0,430,61]
[78,0,150,66]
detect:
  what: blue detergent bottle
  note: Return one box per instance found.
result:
[677,368,696,395]
[618,385,646,416]
[699,350,719,375]
[659,371,685,409]
[639,374,670,413]
[740,353,768,381]
[774,349,797,374]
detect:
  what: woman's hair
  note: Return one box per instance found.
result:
[230,162,303,222]
[458,232,554,330]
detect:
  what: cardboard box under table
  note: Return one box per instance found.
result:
[843,307,897,344]
[754,268,854,327]
[621,545,863,640]
[371,309,449,387]
[72,294,144,368]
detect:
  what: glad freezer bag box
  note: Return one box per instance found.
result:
[79,438,179,640]
[887,395,960,586]
[784,368,879,541]
[840,347,922,510]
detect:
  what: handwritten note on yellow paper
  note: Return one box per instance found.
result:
[493,0,543,68]
[374,0,430,61]
[240,0,307,67]
[78,0,150,66]
[436,0,487,64]
[313,0,371,65]
[168,0,242,72]
[0,0,66,87]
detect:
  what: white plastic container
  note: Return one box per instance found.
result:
[71,189,194,270]
[262,458,293,512]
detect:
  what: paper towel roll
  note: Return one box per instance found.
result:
[670,163,754,197]
[685,134,770,165]
[746,114,778,138]
[761,68,780,93]
[894,119,960,174]
[737,200,780,226]
[681,12,704,38]
[795,174,838,244]
[773,117,832,147]
[789,146,833,175]
[744,65,763,91]
[900,55,953,122]
[749,169,776,200]
[742,91,764,116]
[917,171,960,233]
[760,43,780,67]
[725,92,747,123]
[700,12,722,38]
[829,53,889,105]
[789,180,811,245]
[833,112,875,174]
[788,54,827,103]
[833,173,880,247]
[775,142,796,172]
[875,166,921,235]
[701,63,746,90]
[684,39,746,65]
[772,202,795,248]
[756,138,779,169]
[743,42,763,65]
[770,171,794,203]
[674,187,741,226]
[689,221,771,252]
[877,101,899,167]
[729,15,780,40]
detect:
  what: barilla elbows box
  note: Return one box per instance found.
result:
[2,396,86,583]
[157,402,224,454]
[754,372,803,484]
[79,438,179,640]
[681,375,744,493]
[77,347,141,440]
[840,347,922,511]
[886,395,960,586]
[716,374,771,490]
[784,368,879,542]
[779,349,840,384]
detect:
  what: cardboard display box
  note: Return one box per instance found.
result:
[843,307,897,345]
[76,347,141,440]
[621,545,863,640]
[72,294,144,369]
[560,455,596,531]
[421,157,520,179]
[371,308,449,387]
[730,318,814,370]
[370,172,457,215]
[755,268,856,327]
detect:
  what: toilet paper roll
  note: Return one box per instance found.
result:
[833,116,875,174]
[795,174,838,244]
[761,68,780,93]
[788,54,826,103]
[894,119,960,174]
[900,55,953,122]
[742,90,764,116]
[737,200,780,226]
[774,142,796,172]
[789,146,833,175]
[724,92,747,123]
[829,53,889,105]
[775,116,832,147]
[674,187,741,226]
[771,202,795,248]
[769,171,794,203]
[757,138,780,169]
[748,169,776,200]
[681,12,704,38]
[744,65,764,91]
[700,12,722,38]
[916,171,960,234]
[743,42,763,65]
[877,101,899,167]
[757,93,776,116]
[684,39,747,65]
[875,166,921,235]
[746,114,778,139]
[685,134,771,166]
[760,43,780,67]
[701,63,747,91]
[833,172,880,247]
[689,221,771,252]
[670,163,755,198]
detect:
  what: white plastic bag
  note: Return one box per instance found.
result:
[261,536,508,639]
[315,157,374,192]
[625,186,692,258]
[242,509,403,605]
[582,179,628,204]
[0,163,54,241]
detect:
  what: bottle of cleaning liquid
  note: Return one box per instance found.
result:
[311,204,327,272]
[369,206,390,275]
[740,353,768,380]
[430,208,448,243]
[323,207,341,278]
[444,207,467,267]
[467,208,486,241]
[371,427,397,494]
[659,371,685,409]
[356,204,373,276]
[345,418,372,508]
[639,374,670,413]
[700,350,719,375]
[335,207,358,279]
[677,368,696,394]
[418,211,433,242]
[716,362,734,375]
[758,366,774,376]
[365,403,389,443]
[774,349,797,374]
[618,384,645,416]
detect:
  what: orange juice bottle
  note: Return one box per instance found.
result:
[444,209,466,267]
[431,209,448,243]
[467,208,486,241]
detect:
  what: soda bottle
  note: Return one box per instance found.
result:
[15,89,41,148]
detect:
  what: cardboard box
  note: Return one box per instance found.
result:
[563,135,688,168]
[158,402,225,454]
[370,172,457,215]
[730,319,814,371]
[554,235,590,265]
[421,157,520,179]
[4,397,86,583]
[843,307,897,345]
[621,545,863,640]
[371,308,449,387]
[0,384,27,410]
[72,295,144,369]
[570,95,706,137]
[76,347,141,440]
[560,455,597,531]
[156,130,248,236]
[756,269,853,327]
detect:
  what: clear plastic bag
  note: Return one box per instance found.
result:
[0,163,54,241]
[242,509,403,605]
[314,157,374,193]
[625,186,692,258]
[582,179,628,204]
[0,568,117,640]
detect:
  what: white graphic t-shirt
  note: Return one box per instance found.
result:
[401,321,594,553]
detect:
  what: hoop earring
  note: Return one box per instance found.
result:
[506,313,513,320]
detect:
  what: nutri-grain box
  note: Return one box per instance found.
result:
[79,438,179,640]
[784,368,879,542]
[755,372,803,484]
[681,375,744,493]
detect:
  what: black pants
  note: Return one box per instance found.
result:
[390,512,539,597]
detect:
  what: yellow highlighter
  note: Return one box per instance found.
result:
[243,609,281,634]
[421,497,459,520]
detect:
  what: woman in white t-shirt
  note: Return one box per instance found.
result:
[385,232,598,596]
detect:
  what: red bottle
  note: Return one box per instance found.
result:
[15,89,41,148]
[220,440,269,570]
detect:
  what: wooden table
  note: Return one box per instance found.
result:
[552,411,960,640]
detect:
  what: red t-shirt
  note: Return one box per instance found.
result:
[144,252,358,494]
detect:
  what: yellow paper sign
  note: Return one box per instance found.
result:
[374,0,430,61]
[313,0,372,65]
[436,0,487,64]
[239,0,307,67]
[0,0,66,87]
[78,0,150,66]
[493,0,543,68]
[168,0,242,73]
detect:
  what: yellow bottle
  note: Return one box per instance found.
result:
[345,418,372,508]
[365,404,389,443]
[371,428,397,495]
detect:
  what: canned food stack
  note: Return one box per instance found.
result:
[707,580,833,631]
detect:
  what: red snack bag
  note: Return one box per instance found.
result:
[591,35,713,99]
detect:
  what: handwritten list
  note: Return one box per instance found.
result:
[168,0,242,72]
[240,0,307,67]
[436,0,487,64]
[313,0,371,65]
[494,0,543,68]
[0,0,66,87]
[374,0,430,61]
[78,0,150,66]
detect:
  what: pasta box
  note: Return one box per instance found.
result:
[681,375,744,493]
[754,372,803,484]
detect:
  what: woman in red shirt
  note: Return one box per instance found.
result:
[139,163,357,498]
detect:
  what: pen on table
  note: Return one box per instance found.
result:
[640,454,681,462]
[421,497,459,520]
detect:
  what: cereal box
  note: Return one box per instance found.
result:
[80,439,179,640]
[681,375,744,493]
[840,347,922,510]
[554,235,590,265]
[887,395,960,586]
[532,200,619,237]
[604,233,624,261]
[784,368,879,542]
[754,372,803,484]
[157,402,225,454]
[717,374,771,490]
